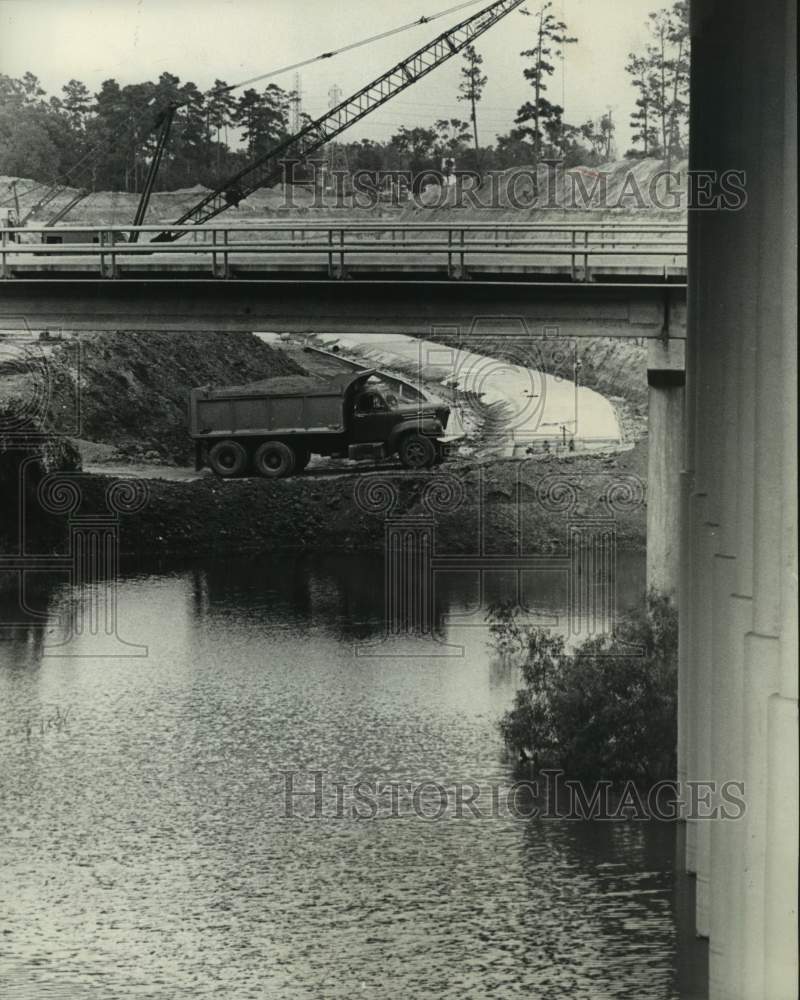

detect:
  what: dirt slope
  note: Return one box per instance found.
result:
[47,331,305,463]
[3,158,687,227]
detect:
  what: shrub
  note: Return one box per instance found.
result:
[495,593,678,787]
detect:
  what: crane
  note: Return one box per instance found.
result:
[155,0,526,240]
[129,102,178,242]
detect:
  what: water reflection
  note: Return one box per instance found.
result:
[0,553,706,998]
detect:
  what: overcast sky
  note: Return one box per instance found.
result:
[0,0,658,153]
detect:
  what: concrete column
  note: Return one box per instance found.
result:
[685,2,797,997]
[646,339,685,597]
[676,468,695,827]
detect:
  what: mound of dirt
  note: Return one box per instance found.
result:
[3,158,688,228]
[2,175,205,227]
[397,158,689,222]
[47,331,306,463]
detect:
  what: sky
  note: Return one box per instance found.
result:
[0,0,658,153]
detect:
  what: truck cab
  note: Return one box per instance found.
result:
[352,385,402,441]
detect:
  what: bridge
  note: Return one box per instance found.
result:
[0,220,686,340]
[0,220,687,283]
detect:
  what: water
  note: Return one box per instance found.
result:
[0,553,706,999]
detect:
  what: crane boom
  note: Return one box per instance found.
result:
[156,0,526,239]
[44,189,90,226]
[20,184,67,226]
[130,104,178,242]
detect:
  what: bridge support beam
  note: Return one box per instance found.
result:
[646,339,685,598]
[0,281,685,340]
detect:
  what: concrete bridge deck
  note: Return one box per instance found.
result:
[0,221,687,338]
[1,221,687,283]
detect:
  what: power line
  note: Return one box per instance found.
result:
[212,0,486,95]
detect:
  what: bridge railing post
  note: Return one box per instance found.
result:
[1,227,7,279]
[213,229,229,279]
[447,228,453,278]
[327,227,334,278]
[109,228,118,279]
[583,228,589,281]
[571,228,576,280]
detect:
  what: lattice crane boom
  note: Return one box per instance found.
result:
[156,0,526,238]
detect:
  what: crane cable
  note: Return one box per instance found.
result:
[213,0,487,95]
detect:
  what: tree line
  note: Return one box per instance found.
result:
[0,2,689,198]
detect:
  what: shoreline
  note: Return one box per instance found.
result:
[2,449,647,567]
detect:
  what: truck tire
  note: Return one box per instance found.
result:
[254,440,296,479]
[208,439,248,478]
[399,432,437,470]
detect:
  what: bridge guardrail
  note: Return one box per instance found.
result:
[0,222,688,281]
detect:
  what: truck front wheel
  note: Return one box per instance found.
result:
[399,433,436,470]
[208,439,248,478]
[254,441,296,479]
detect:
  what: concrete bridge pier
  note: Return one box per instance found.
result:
[646,339,685,598]
[681,1,797,997]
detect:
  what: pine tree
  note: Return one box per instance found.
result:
[625,2,690,164]
[515,2,577,170]
[205,80,238,170]
[457,45,487,154]
[626,55,658,158]
[235,85,290,157]
[61,79,91,131]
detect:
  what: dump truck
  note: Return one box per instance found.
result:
[189,369,453,478]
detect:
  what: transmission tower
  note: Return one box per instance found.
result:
[291,73,303,134]
[326,84,347,193]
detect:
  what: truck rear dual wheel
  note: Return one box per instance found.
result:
[399,433,437,470]
[253,441,296,479]
[208,439,248,478]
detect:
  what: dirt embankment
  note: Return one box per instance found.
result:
[45,330,305,464]
[65,446,647,560]
[1,330,648,561]
[3,158,687,228]
[402,158,689,221]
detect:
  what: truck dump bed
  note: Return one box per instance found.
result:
[189,370,376,438]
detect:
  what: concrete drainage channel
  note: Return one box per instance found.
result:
[258,331,627,464]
